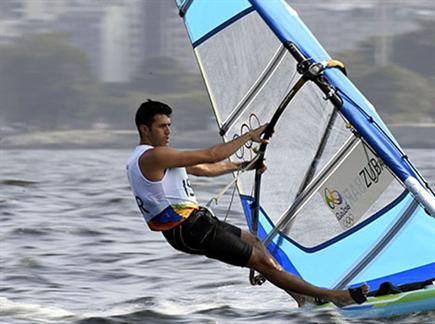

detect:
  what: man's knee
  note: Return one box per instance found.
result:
[248,246,281,272]
[249,235,265,251]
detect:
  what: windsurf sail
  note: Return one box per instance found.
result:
[175,0,435,293]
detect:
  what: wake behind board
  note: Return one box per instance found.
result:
[317,285,435,319]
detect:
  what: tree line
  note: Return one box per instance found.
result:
[0,21,434,134]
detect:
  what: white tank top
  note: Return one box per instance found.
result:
[126,145,198,231]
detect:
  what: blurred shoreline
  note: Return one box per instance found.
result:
[1,124,434,150]
[0,128,220,150]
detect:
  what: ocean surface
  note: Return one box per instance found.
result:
[1,148,434,324]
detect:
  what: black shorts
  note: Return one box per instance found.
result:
[162,207,252,267]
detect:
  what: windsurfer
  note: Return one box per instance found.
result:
[126,100,368,307]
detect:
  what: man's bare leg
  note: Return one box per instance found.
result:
[241,231,316,306]
[241,231,312,306]
[240,230,368,307]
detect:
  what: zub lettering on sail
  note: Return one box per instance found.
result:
[359,157,386,188]
[342,157,387,206]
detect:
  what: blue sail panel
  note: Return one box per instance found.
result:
[241,193,435,290]
[349,204,435,286]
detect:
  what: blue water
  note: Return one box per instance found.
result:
[1,148,434,324]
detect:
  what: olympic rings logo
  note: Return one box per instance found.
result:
[343,216,354,227]
[324,188,343,209]
[232,113,261,160]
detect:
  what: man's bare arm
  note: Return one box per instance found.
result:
[186,161,243,177]
[142,124,267,172]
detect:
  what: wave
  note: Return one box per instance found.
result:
[0,179,38,187]
[0,297,75,323]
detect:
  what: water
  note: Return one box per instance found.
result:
[1,149,434,324]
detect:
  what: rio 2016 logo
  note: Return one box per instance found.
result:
[323,187,355,228]
[324,188,343,209]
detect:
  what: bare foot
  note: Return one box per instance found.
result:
[328,284,369,307]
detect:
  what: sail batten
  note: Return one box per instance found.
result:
[295,108,339,198]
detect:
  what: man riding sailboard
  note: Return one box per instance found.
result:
[126,99,368,307]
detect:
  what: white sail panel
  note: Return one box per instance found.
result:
[193,9,354,229]
[194,11,281,125]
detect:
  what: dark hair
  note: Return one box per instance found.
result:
[135,99,172,130]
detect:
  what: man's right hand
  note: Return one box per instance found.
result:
[249,124,270,144]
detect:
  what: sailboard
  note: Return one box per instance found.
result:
[174,0,435,318]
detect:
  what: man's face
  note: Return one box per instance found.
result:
[147,114,171,147]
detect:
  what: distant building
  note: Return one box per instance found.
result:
[141,0,194,72]
[101,5,129,82]
[99,0,194,82]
